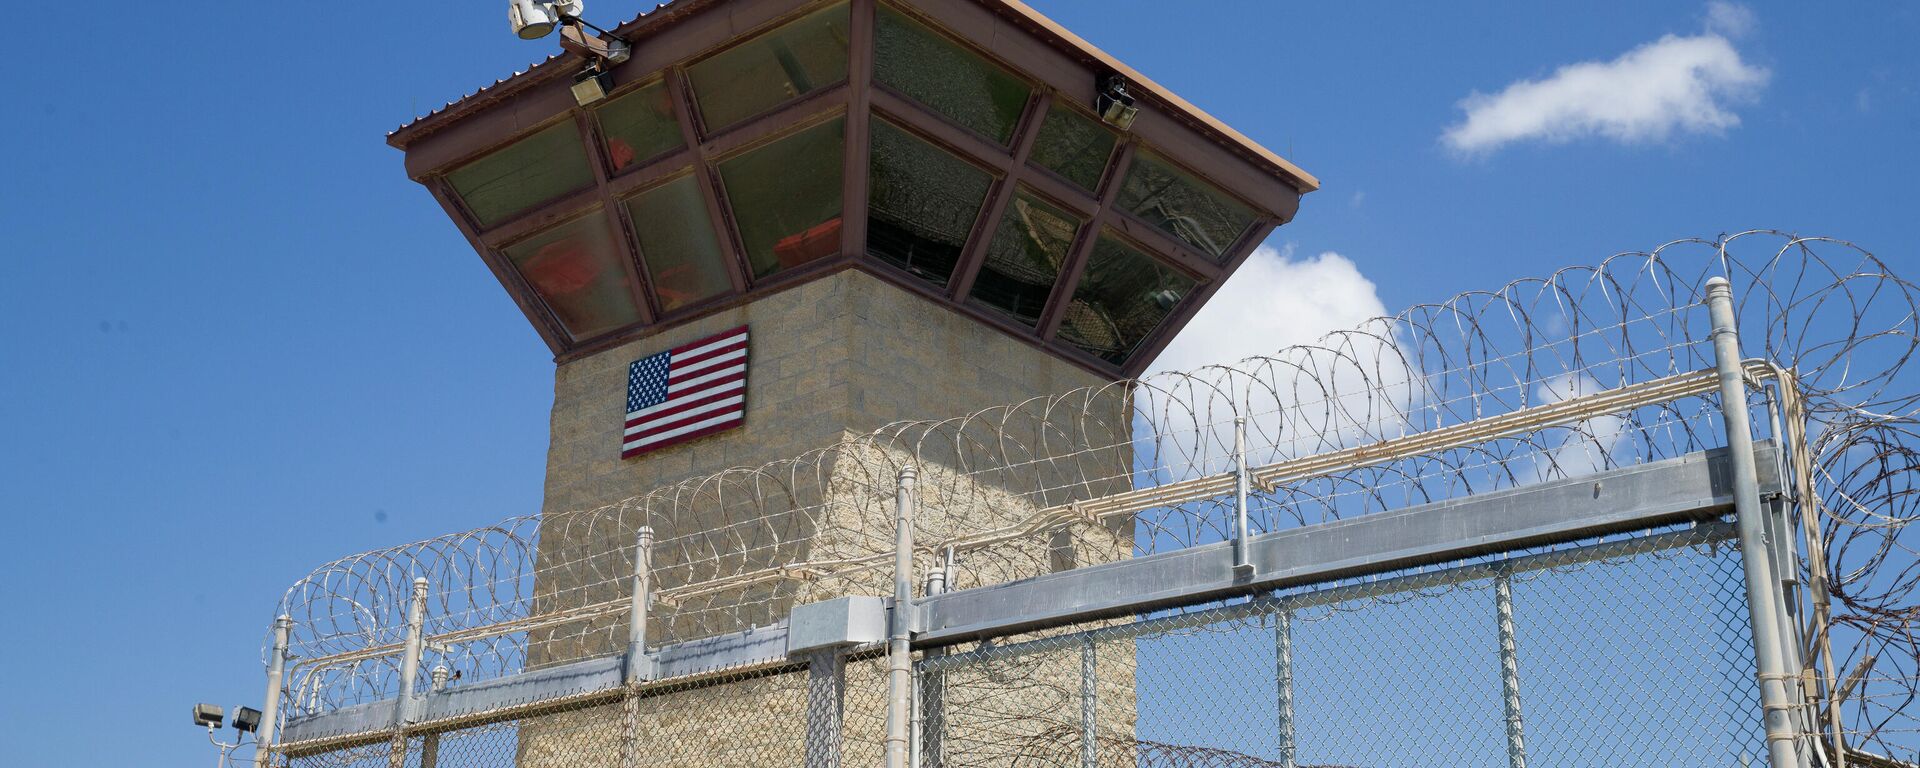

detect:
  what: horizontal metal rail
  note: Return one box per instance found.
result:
[915,442,1779,645]
[918,522,1739,672]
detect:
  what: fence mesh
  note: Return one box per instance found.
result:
[919,527,1764,768]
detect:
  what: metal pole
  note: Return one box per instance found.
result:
[628,526,655,684]
[886,467,917,768]
[1494,568,1529,768]
[254,615,291,768]
[1705,277,1806,768]
[1233,417,1254,577]
[920,567,948,768]
[804,649,847,768]
[1081,634,1098,768]
[1275,602,1296,768]
[420,667,448,768]
[391,577,429,768]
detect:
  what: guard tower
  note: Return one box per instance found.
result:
[389,1,1313,761]
[392,0,1315,499]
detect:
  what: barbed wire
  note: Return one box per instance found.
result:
[266,231,1919,751]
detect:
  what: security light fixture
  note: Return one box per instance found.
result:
[192,703,224,729]
[572,67,617,105]
[1096,74,1139,131]
[232,706,263,734]
[509,0,560,39]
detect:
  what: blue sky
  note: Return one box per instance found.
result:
[0,1,1915,765]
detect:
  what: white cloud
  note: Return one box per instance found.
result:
[1530,373,1631,480]
[1705,1,1757,38]
[1138,246,1419,481]
[1150,245,1389,376]
[1441,10,1769,155]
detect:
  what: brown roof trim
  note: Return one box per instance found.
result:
[386,0,719,149]
[385,0,1316,192]
[987,0,1318,192]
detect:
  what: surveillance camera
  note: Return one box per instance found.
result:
[233,706,263,734]
[509,0,560,39]
[192,703,225,729]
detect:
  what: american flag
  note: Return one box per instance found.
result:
[623,326,749,458]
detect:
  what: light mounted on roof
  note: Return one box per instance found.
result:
[503,0,632,105]
[508,0,561,39]
[1096,74,1139,131]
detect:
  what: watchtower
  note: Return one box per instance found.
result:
[389,1,1313,761]
[390,0,1315,505]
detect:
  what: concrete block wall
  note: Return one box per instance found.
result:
[519,268,1139,765]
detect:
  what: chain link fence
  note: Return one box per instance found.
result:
[257,233,1920,766]
[918,526,1764,768]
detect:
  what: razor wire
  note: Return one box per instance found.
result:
[264,230,1920,753]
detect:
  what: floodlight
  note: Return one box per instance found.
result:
[233,706,263,734]
[1096,74,1139,131]
[553,0,586,19]
[572,68,616,105]
[509,0,559,39]
[192,703,224,729]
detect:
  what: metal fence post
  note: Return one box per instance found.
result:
[920,566,948,768]
[391,577,429,768]
[1494,567,1529,768]
[886,466,918,768]
[419,667,449,768]
[1275,601,1296,768]
[1081,634,1098,768]
[628,526,656,684]
[622,526,655,768]
[1705,277,1808,768]
[255,615,291,768]
[1232,417,1254,577]
[804,649,847,768]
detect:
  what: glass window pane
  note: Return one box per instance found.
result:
[876,7,1032,146]
[597,81,684,172]
[502,213,643,340]
[718,117,846,279]
[626,175,731,314]
[867,120,993,287]
[1058,233,1197,365]
[969,189,1079,327]
[448,123,594,229]
[1029,106,1116,192]
[687,3,850,132]
[1116,151,1259,261]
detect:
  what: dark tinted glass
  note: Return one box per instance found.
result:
[627,176,731,313]
[502,212,643,340]
[718,117,846,278]
[867,120,993,287]
[875,7,1031,145]
[447,123,594,228]
[1116,151,1258,260]
[596,81,683,172]
[1057,233,1196,365]
[969,189,1080,327]
[1029,107,1115,192]
[688,3,851,131]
